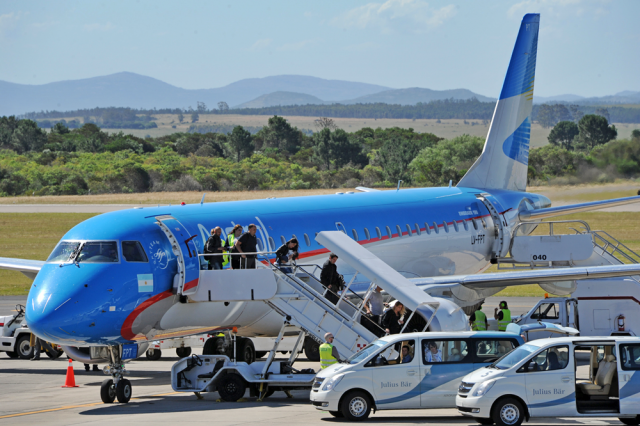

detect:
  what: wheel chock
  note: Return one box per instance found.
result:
[237,398,248,402]
[216,398,224,403]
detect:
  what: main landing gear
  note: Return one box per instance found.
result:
[100,346,132,404]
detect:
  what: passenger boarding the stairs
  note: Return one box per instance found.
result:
[226,224,243,269]
[319,332,342,369]
[381,301,405,335]
[275,238,299,274]
[204,227,224,270]
[234,224,258,269]
[320,253,345,305]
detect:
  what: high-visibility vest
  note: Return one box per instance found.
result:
[498,309,511,331]
[472,310,487,331]
[319,343,337,369]
[223,234,235,266]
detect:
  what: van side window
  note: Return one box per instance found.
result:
[422,339,469,364]
[122,241,148,262]
[474,339,516,362]
[519,346,569,372]
[620,344,640,370]
[368,340,416,367]
[530,303,559,320]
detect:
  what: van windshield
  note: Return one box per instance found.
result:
[346,340,387,364]
[491,343,538,370]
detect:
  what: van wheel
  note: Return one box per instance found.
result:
[329,411,344,418]
[619,416,640,426]
[217,373,246,402]
[492,398,524,426]
[341,390,371,421]
[16,335,33,359]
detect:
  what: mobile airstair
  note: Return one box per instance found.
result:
[170,231,441,401]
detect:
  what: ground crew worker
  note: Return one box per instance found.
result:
[319,332,341,369]
[494,300,511,331]
[224,224,243,269]
[469,302,488,331]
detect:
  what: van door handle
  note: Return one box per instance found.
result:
[407,370,417,376]
[561,376,571,383]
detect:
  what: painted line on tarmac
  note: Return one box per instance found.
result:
[0,391,182,420]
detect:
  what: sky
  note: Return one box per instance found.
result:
[0,0,638,98]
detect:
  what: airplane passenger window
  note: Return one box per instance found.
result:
[292,234,298,241]
[280,235,286,244]
[375,227,382,239]
[122,241,148,262]
[481,218,487,229]
[257,238,264,251]
[76,241,119,263]
[443,221,449,233]
[364,228,371,240]
[315,232,318,237]
[424,222,431,235]
[268,237,276,251]
[471,219,478,230]
[453,221,459,232]
[462,220,469,231]
[414,223,421,236]
[396,225,403,238]
[405,224,412,237]
[386,226,392,239]
[352,229,358,240]
[432,222,439,234]
[304,233,311,247]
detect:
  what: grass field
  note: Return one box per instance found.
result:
[1,211,638,297]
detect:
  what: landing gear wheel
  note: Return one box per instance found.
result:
[116,379,132,403]
[329,411,344,418]
[16,335,33,359]
[6,351,18,359]
[619,416,640,426]
[176,347,192,358]
[237,338,255,364]
[492,397,524,426]
[255,351,267,359]
[100,379,116,403]
[203,336,227,356]
[304,337,320,362]
[217,373,246,402]
[341,390,371,421]
[146,349,162,360]
[475,419,494,425]
[45,346,63,359]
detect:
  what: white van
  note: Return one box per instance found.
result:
[456,335,640,426]
[310,331,525,421]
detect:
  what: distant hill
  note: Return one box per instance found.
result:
[0,73,388,116]
[234,91,326,108]
[533,94,585,103]
[534,91,640,105]
[342,87,495,105]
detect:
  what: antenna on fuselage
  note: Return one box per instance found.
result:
[397,180,403,191]
[201,193,206,205]
[449,180,453,188]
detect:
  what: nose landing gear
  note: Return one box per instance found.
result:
[100,345,132,404]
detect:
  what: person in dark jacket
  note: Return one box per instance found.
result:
[235,224,258,269]
[204,227,224,270]
[320,253,344,305]
[275,238,299,273]
[381,301,405,335]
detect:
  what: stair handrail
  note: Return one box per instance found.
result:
[592,230,640,265]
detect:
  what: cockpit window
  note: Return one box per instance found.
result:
[47,241,81,262]
[76,242,119,263]
[122,241,148,262]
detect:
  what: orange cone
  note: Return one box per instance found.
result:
[62,359,79,388]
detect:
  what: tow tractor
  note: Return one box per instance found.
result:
[171,323,316,401]
[1,304,63,359]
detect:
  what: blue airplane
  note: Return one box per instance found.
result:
[1,13,639,403]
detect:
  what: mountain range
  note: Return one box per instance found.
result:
[0,72,637,116]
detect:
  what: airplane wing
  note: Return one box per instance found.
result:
[413,263,640,289]
[0,257,45,280]
[520,195,640,221]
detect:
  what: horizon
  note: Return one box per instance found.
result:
[0,1,638,98]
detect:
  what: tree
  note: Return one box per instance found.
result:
[632,129,640,142]
[191,111,199,123]
[228,126,254,162]
[548,121,579,150]
[218,102,229,111]
[314,117,337,131]
[574,114,617,150]
[52,121,70,134]
[537,104,556,128]
[178,112,184,123]
[257,115,303,154]
[197,102,207,113]
[569,105,584,122]
[377,137,423,182]
[11,119,47,153]
[595,107,610,123]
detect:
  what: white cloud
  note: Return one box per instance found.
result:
[83,22,114,32]
[277,39,319,51]
[331,0,456,33]
[250,38,272,50]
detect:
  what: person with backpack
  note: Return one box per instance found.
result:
[205,227,224,270]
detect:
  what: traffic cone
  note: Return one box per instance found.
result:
[62,359,79,388]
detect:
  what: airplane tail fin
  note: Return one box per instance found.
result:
[457,13,540,192]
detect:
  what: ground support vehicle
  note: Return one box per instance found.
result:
[456,335,640,426]
[171,324,315,401]
[1,304,62,359]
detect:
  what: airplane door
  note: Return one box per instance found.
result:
[617,342,640,415]
[156,215,201,295]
